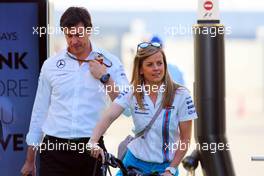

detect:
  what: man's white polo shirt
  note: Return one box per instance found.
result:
[114,86,198,163]
[26,43,129,146]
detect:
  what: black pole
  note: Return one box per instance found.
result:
[193,24,235,176]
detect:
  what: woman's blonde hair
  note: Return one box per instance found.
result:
[131,45,180,110]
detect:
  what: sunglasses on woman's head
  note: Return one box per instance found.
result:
[137,42,162,52]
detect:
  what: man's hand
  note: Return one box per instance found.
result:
[21,146,37,176]
[21,160,36,176]
[89,58,107,80]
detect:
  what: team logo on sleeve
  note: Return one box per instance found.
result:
[188,109,196,115]
[186,100,193,105]
[187,104,194,109]
[117,89,129,99]
[56,59,66,69]
[185,97,196,115]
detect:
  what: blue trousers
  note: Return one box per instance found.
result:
[116,150,179,176]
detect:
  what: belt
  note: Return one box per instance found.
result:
[44,135,90,144]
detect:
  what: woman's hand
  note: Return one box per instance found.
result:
[88,140,105,163]
[161,170,174,176]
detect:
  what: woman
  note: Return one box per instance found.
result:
[89,42,198,176]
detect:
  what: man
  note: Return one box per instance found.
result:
[21,7,128,176]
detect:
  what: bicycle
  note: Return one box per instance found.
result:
[98,151,162,176]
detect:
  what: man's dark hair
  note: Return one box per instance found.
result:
[60,7,92,30]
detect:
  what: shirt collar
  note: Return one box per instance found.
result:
[65,41,102,61]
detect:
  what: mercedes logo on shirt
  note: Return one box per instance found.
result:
[56,59,66,69]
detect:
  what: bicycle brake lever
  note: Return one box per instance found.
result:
[104,153,118,168]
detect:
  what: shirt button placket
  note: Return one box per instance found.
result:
[71,66,81,138]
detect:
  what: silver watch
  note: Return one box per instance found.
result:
[165,166,176,175]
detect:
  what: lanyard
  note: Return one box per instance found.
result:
[66,52,112,67]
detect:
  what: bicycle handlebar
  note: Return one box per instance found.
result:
[88,148,162,176]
